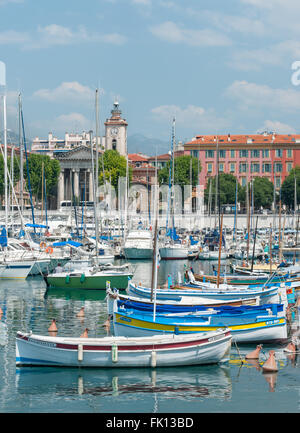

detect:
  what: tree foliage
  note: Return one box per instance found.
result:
[281,166,300,208]
[250,176,274,209]
[204,173,245,208]
[158,155,201,187]
[24,154,60,200]
[98,149,132,191]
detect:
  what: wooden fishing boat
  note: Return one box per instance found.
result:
[113,303,288,343]
[106,290,260,312]
[15,329,232,367]
[127,281,280,304]
[193,272,300,289]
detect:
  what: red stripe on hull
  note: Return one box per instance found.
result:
[17,332,231,352]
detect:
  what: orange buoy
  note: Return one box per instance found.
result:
[48,319,58,333]
[80,328,89,338]
[262,350,278,373]
[102,317,111,333]
[245,344,262,360]
[76,307,85,318]
[284,342,297,353]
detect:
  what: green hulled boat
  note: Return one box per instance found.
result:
[44,266,133,290]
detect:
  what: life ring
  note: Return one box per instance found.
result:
[40,241,46,249]
[46,246,53,254]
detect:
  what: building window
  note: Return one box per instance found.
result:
[275,177,281,188]
[230,163,235,173]
[251,150,260,158]
[274,162,282,172]
[112,139,117,151]
[191,150,199,158]
[275,149,283,158]
[262,163,271,173]
[239,162,248,173]
[205,150,215,158]
[241,177,247,187]
[251,163,260,173]
[219,163,224,172]
[219,150,226,158]
[207,163,213,173]
[287,149,293,158]
[230,150,235,158]
[239,150,248,158]
[262,149,270,158]
[287,162,293,172]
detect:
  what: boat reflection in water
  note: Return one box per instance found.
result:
[16,364,232,402]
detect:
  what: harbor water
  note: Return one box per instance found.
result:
[0,259,300,414]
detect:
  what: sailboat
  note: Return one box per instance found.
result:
[159,118,188,260]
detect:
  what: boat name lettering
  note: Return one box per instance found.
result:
[208,334,223,342]
[119,316,132,323]
[266,319,280,326]
[29,338,57,348]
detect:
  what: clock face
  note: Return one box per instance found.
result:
[111,127,119,136]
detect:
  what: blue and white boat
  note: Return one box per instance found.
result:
[112,301,288,343]
[127,281,281,305]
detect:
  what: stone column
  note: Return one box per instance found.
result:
[73,169,79,200]
[88,169,94,201]
[57,169,65,208]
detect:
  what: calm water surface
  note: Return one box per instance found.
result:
[0,259,299,414]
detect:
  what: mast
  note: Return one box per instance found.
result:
[215,135,219,229]
[251,215,258,273]
[217,213,223,288]
[18,94,24,225]
[0,61,8,232]
[269,223,272,274]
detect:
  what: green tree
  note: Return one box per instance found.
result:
[250,176,274,209]
[158,155,201,187]
[281,166,300,209]
[204,173,245,208]
[24,154,60,201]
[0,154,20,196]
[98,149,132,191]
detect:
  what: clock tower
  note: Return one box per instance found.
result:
[104,101,128,156]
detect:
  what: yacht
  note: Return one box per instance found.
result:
[123,230,153,260]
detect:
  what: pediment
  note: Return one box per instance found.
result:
[54,145,95,161]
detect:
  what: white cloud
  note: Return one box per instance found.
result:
[258,120,296,134]
[54,112,92,132]
[0,0,23,5]
[131,0,151,5]
[151,104,230,132]
[225,80,300,111]
[33,82,96,104]
[150,21,231,46]
[0,24,127,50]
[230,40,300,71]
[0,30,29,45]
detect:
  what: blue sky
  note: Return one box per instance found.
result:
[1,0,300,148]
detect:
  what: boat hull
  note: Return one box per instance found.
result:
[159,247,189,260]
[15,330,232,367]
[0,261,35,279]
[46,273,132,290]
[123,248,153,260]
[113,312,287,343]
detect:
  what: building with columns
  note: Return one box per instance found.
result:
[30,101,128,209]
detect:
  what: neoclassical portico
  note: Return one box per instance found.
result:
[54,145,97,207]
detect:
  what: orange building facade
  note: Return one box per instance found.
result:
[184,133,300,188]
